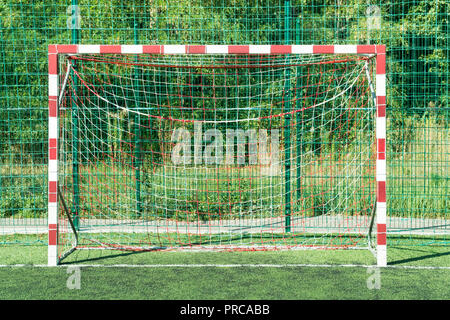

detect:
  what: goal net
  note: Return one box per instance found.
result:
[50,45,386,266]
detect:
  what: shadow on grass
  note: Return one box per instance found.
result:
[60,250,151,265]
[388,246,450,266]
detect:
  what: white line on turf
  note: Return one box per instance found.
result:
[0,264,449,269]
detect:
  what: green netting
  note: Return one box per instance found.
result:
[0,0,448,259]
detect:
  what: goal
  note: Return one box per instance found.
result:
[48,44,387,266]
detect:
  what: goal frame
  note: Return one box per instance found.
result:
[48,44,387,266]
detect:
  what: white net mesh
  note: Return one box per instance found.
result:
[57,53,377,259]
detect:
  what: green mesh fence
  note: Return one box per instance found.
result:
[0,0,448,261]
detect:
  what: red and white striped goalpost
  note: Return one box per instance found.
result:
[48,44,387,267]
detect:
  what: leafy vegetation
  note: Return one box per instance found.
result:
[0,1,448,227]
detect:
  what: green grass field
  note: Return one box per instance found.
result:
[1,242,449,300]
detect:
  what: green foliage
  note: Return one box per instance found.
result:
[0,0,448,238]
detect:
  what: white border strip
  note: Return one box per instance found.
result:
[78,45,100,54]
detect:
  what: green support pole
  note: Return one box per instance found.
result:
[71,0,80,231]
[133,23,142,218]
[295,17,302,212]
[284,0,292,233]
